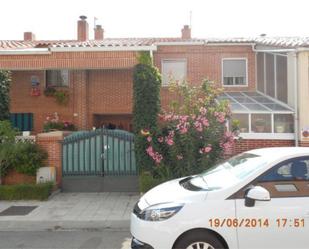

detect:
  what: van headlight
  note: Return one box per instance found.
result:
[138,202,184,221]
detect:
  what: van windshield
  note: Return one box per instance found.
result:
[185,153,267,191]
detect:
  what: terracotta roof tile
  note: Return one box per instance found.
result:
[1,37,309,50]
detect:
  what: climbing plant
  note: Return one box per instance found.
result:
[0,70,11,121]
[133,52,161,172]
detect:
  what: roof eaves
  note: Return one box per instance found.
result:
[0,48,51,55]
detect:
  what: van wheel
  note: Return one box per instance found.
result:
[174,231,226,249]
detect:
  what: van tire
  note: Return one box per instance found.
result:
[173,230,226,249]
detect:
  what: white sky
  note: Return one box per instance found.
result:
[0,0,308,40]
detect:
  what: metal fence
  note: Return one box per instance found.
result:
[62,129,136,177]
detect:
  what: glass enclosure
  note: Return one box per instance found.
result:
[219,91,294,136]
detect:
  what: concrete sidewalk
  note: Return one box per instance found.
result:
[0,192,139,232]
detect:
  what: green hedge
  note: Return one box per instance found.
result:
[0,182,54,201]
[139,173,167,193]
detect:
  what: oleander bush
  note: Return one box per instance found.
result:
[142,79,239,184]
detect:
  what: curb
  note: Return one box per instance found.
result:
[0,220,130,232]
[47,188,61,200]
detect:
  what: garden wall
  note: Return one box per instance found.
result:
[231,139,295,155]
[36,131,65,187]
[2,170,35,185]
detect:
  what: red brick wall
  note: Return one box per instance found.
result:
[10,70,74,132]
[9,45,256,133]
[2,170,36,185]
[72,70,88,129]
[88,69,133,114]
[153,45,256,110]
[232,139,295,155]
[36,132,64,186]
[299,141,309,147]
[10,68,135,133]
[0,51,138,70]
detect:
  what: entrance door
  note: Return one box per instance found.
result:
[93,114,133,132]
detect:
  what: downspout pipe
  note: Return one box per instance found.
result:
[293,52,299,147]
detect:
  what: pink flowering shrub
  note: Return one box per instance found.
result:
[143,79,239,178]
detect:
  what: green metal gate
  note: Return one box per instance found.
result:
[62,129,137,177]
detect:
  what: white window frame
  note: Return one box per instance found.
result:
[255,52,289,105]
[225,92,295,140]
[222,58,248,87]
[161,59,187,87]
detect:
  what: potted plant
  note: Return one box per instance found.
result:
[275,122,285,133]
[44,87,56,97]
[54,90,69,105]
[255,118,266,132]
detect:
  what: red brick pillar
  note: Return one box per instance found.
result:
[36,132,64,187]
[72,70,88,130]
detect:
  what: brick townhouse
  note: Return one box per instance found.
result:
[1,16,309,153]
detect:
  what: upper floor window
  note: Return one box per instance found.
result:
[162,59,187,86]
[222,58,247,86]
[46,70,69,87]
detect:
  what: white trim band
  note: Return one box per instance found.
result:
[0,48,51,55]
[239,133,295,140]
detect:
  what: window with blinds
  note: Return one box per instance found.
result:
[222,59,247,86]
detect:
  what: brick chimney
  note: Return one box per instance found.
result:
[181,25,191,39]
[24,32,35,41]
[77,15,89,41]
[94,25,104,40]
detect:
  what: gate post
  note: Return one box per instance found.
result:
[36,131,65,187]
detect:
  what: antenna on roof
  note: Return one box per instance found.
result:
[94,17,98,28]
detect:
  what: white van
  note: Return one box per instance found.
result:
[130,147,309,249]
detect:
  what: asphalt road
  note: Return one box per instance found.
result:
[0,230,131,249]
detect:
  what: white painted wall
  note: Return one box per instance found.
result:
[297,51,309,141]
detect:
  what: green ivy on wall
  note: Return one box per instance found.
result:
[133,52,161,172]
[0,71,11,121]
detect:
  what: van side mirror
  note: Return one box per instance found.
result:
[245,186,271,207]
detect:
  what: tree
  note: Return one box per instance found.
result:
[0,70,11,121]
[133,52,161,172]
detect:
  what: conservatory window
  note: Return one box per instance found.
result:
[218,91,294,139]
[256,52,288,104]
